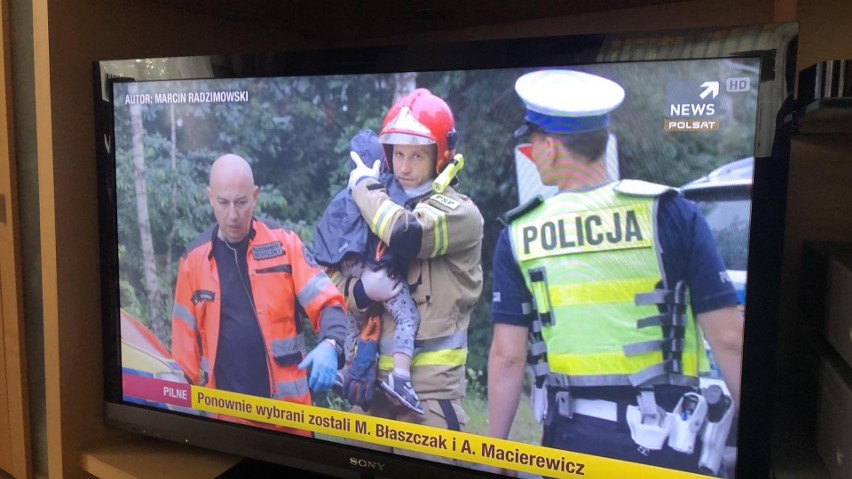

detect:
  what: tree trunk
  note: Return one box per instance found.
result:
[166,103,177,277]
[129,83,164,342]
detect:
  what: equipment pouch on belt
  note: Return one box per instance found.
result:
[626,389,672,451]
[624,385,734,474]
[667,392,708,454]
[698,385,735,476]
[530,382,548,424]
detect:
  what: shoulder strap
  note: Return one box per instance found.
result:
[500,195,544,226]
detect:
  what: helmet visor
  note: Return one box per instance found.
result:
[377,131,436,146]
[379,106,438,146]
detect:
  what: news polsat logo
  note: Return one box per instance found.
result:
[664,80,726,132]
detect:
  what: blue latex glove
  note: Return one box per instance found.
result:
[298,340,339,393]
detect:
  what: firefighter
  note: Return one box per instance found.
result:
[487,70,743,474]
[340,88,484,464]
[171,153,348,435]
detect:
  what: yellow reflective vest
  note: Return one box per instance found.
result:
[508,180,708,388]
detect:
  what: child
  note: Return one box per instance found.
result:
[311,129,423,414]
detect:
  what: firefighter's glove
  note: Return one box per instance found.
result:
[298,340,339,393]
[349,129,385,171]
[348,151,381,190]
[344,316,381,409]
[360,267,402,303]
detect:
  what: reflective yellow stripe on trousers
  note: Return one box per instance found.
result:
[378,349,467,371]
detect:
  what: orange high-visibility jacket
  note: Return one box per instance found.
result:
[171,218,347,410]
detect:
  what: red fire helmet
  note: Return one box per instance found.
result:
[378,88,458,174]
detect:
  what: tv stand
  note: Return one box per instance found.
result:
[81,436,367,479]
[80,436,241,479]
[216,458,360,479]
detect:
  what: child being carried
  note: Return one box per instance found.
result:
[310,129,423,415]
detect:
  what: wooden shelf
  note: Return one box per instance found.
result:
[80,436,241,479]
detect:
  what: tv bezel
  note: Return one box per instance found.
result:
[94,23,798,479]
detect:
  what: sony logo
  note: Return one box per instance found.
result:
[349,457,387,471]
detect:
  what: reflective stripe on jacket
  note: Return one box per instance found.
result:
[508,180,707,388]
[342,180,484,400]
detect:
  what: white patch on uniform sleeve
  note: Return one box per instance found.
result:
[429,194,461,211]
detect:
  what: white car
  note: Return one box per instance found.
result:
[681,157,754,307]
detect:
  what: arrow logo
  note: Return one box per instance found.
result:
[104,134,111,154]
[700,81,719,100]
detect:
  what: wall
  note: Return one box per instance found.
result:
[380,0,778,45]
[796,0,852,69]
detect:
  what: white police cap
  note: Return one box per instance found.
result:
[514,69,625,137]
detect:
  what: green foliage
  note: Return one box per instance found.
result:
[320,390,351,414]
[114,62,759,381]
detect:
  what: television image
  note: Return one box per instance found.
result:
[94,23,797,479]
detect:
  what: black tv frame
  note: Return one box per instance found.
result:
[94,23,798,479]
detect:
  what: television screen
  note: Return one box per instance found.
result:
[96,24,797,479]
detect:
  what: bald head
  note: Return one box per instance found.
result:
[207,154,259,243]
[209,154,255,188]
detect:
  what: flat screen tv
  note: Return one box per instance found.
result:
[94,23,798,479]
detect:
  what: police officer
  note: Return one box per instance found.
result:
[171,154,348,435]
[342,88,484,464]
[487,70,743,474]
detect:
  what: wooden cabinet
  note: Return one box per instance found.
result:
[0,0,30,477]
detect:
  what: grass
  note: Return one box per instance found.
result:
[314,370,543,447]
[463,369,542,446]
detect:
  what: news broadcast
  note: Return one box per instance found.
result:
[111,58,760,479]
